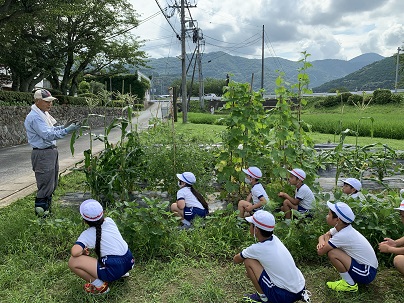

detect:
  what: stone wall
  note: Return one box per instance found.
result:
[0,105,131,148]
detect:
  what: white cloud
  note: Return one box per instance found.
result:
[130,0,404,61]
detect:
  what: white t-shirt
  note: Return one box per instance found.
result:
[328,225,378,269]
[251,183,269,205]
[240,235,306,294]
[350,192,366,201]
[295,184,314,210]
[76,217,128,257]
[177,186,204,209]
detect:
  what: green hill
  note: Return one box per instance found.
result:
[313,56,396,92]
[137,52,384,95]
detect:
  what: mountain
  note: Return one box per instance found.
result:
[137,52,385,94]
[312,56,396,92]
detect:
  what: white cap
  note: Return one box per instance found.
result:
[176,172,196,185]
[394,200,404,211]
[245,210,275,231]
[80,199,104,222]
[327,201,355,223]
[242,167,262,179]
[288,168,306,181]
[342,178,362,191]
[34,89,57,102]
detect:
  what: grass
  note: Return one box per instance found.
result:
[303,104,404,140]
[174,118,404,150]
[1,115,404,302]
[1,173,404,302]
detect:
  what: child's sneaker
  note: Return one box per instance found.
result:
[326,279,358,292]
[178,224,192,230]
[84,282,110,294]
[242,293,267,302]
[121,272,130,278]
[236,217,248,228]
[301,289,312,302]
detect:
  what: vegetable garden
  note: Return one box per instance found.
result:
[1,53,404,302]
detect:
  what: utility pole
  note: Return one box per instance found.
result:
[261,25,264,90]
[180,0,187,122]
[168,0,197,123]
[197,29,204,109]
[395,46,402,93]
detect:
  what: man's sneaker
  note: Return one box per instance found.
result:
[326,279,358,292]
[301,289,312,302]
[84,282,110,295]
[121,272,130,278]
[35,207,50,218]
[242,293,267,302]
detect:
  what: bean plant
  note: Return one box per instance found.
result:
[216,52,319,208]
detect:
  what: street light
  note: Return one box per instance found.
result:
[395,46,402,93]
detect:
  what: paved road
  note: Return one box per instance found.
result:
[0,102,164,207]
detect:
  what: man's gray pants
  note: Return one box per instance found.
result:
[31,148,59,211]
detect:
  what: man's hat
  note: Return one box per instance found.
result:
[34,89,57,102]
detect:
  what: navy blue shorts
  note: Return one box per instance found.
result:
[184,206,208,221]
[297,205,309,213]
[349,258,377,284]
[97,249,135,282]
[258,270,303,303]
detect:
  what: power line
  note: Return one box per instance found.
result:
[154,0,181,40]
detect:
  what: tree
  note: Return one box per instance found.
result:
[0,0,45,25]
[0,0,147,93]
[47,0,147,95]
[0,1,64,91]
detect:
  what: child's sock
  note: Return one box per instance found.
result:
[258,292,268,302]
[284,218,291,226]
[181,219,191,226]
[91,279,104,287]
[340,272,355,285]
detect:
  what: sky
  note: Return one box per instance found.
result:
[130,0,404,62]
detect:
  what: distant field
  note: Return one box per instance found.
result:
[175,112,404,151]
[302,104,404,140]
[180,103,404,141]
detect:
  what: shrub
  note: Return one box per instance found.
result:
[318,95,339,108]
[55,95,87,105]
[339,92,352,104]
[373,89,392,104]
[390,93,403,104]
[347,94,363,106]
[0,90,32,105]
[185,112,227,125]
[189,99,209,113]
[77,92,97,98]
[78,81,90,94]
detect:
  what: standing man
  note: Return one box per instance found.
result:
[24,89,80,216]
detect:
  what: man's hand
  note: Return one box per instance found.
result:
[64,119,79,128]
[65,123,81,134]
